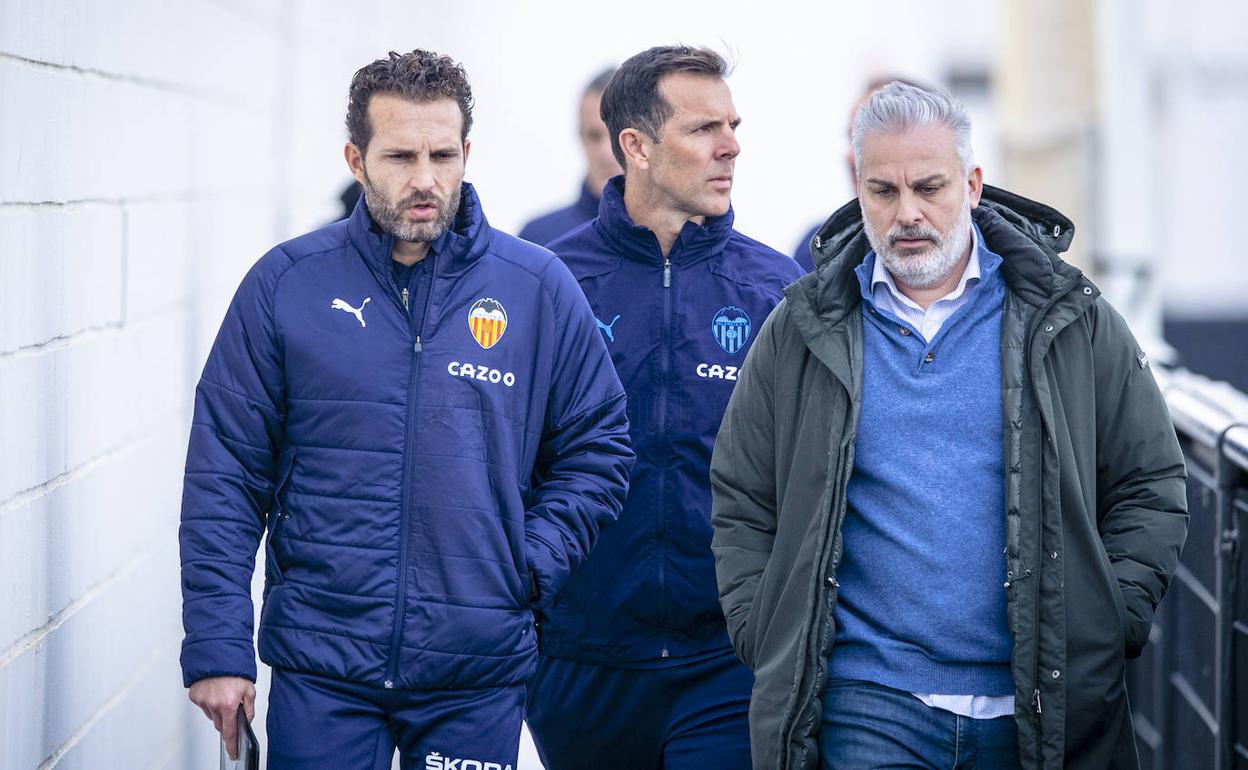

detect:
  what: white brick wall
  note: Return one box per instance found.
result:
[3,3,308,767]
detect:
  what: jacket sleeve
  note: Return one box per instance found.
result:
[710,308,783,667]
[1091,299,1189,658]
[525,259,633,608]
[179,250,290,686]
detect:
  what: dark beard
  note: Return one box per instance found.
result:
[362,173,461,244]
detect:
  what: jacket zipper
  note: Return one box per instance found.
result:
[384,256,436,688]
[657,254,672,657]
[784,349,860,768]
[1019,280,1082,734]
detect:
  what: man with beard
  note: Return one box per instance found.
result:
[525,46,803,770]
[179,49,633,769]
[710,82,1188,769]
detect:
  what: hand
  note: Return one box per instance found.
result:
[188,676,256,760]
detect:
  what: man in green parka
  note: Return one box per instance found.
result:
[709,81,1188,770]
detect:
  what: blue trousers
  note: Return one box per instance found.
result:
[266,667,525,770]
[820,679,1021,769]
[526,648,753,770]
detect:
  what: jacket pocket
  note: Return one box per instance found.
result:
[264,447,298,586]
[734,560,777,668]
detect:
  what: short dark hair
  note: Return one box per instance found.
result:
[346,49,474,154]
[600,46,729,168]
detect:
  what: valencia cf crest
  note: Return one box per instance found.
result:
[468,298,508,349]
[711,306,751,355]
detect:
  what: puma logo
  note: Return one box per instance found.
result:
[331,297,371,327]
[595,314,621,342]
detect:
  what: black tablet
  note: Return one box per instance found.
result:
[219,704,259,770]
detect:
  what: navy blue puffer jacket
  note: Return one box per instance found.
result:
[539,177,802,663]
[179,184,633,690]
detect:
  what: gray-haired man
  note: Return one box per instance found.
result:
[710,82,1188,769]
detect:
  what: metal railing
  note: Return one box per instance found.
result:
[1127,367,1248,770]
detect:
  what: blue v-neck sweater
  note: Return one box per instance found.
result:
[828,248,1013,697]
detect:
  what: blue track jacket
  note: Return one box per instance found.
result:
[542,177,802,663]
[179,184,633,691]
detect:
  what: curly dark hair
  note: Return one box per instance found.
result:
[600,46,729,168]
[346,49,474,153]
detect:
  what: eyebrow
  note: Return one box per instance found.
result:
[380,145,461,155]
[688,115,742,129]
[865,173,947,188]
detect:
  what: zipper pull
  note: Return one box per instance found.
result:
[663,257,671,288]
[401,287,409,311]
[1032,689,1042,714]
[413,335,422,353]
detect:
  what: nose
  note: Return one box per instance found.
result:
[408,157,436,192]
[896,189,923,225]
[717,128,740,161]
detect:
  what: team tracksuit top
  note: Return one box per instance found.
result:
[541,176,803,663]
[179,184,633,691]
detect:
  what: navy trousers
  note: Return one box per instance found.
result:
[266,667,525,770]
[820,678,1021,769]
[526,648,753,770]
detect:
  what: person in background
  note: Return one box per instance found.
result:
[518,67,623,246]
[179,49,632,769]
[712,81,1188,769]
[791,75,925,272]
[525,45,803,770]
[336,179,361,221]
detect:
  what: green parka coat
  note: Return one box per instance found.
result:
[710,186,1188,770]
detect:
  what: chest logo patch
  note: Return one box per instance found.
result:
[331,297,371,328]
[468,298,508,349]
[711,306,751,355]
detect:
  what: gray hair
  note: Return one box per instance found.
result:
[851,81,973,174]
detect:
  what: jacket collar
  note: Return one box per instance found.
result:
[972,185,1080,308]
[347,181,493,283]
[592,175,735,266]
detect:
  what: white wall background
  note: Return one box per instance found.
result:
[1,1,1242,768]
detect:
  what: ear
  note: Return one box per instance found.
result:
[463,140,471,166]
[967,165,984,208]
[618,128,650,171]
[345,143,367,186]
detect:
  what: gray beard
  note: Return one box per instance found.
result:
[362,175,460,244]
[866,198,973,291]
